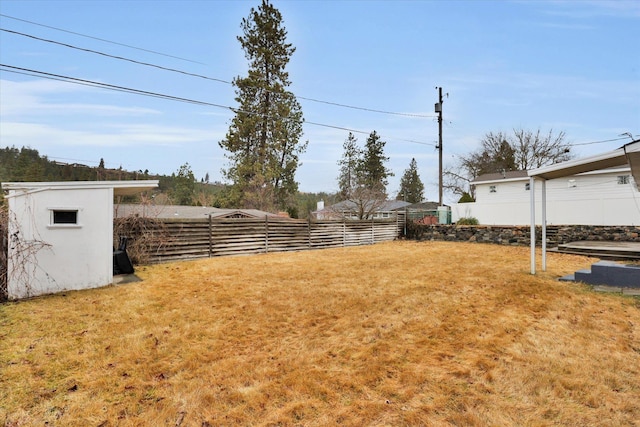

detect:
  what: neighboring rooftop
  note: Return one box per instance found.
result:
[114,204,282,219]
[324,199,411,212]
[472,171,529,184]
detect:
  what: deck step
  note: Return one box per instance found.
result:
[570,261,640,287]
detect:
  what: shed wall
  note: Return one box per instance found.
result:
[7,187,113,299]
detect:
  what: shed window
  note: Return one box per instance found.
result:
[617,175,630,185]
[489,185,497,193]
[52,210,78,224]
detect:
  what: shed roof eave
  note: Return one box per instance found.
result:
[528,148,628,180]
[2,180,159,196]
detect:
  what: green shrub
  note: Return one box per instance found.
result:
[458,192,475,203]
[456,217,479,225]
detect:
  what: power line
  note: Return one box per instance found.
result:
[0,64,228,107]
[569,136,630,146]
[1,26,436,119]
[304,121,434,146]
[0,13,205,65]
[0,28,231,85]
[298,96,436,118]
[0,64,435,147]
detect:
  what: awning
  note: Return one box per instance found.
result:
[527,140,640,274]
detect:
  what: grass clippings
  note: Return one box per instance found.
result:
[1,241,639,426]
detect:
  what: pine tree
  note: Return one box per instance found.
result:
[337,132,361,200]
[334,131,393,219]
[361,131,392,196]
[397,158,424,203]
[219,0,306,212]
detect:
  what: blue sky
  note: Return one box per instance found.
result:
[1,0,638,202]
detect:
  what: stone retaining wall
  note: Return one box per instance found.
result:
[406,224,640,247]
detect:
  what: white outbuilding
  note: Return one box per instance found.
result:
[2,180,158,300]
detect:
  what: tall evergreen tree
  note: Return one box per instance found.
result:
[361,131,392,196]
[396,158,424,203]
[219,0,306,212]
[333,131,393,219]
[337,132,361,200]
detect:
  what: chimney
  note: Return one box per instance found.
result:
[317,199,325,211]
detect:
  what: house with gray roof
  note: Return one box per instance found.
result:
[114,204,283,220]
[313,199,410,220]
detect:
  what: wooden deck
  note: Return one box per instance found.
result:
[552,241,640,261]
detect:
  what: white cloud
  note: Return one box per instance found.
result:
[539,0,640,19]
[0,79,161,116]
[1,121,224,148]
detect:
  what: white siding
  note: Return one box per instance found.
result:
[7,187,114,299]
[451,168,640,226]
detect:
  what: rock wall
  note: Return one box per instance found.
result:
[406,224,640,247]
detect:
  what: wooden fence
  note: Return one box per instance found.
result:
[124,214,405,264]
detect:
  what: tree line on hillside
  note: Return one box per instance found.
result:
[0,146,219,205]
[0,146,337,218]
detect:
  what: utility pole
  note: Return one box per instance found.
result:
[435,87,444,206]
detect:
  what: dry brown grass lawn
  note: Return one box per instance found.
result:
[1,241,639,426]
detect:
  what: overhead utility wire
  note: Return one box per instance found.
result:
[1,27,436,119]
[2,68,207,102]
[0,29,230,84]
[304,121,433,146]
[0,64,434,147]
[0,64,224,107]
[569,136,630,146]
[0,14,205,65]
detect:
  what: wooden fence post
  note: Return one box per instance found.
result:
[265,215,269,253]
[208,214,213,258]
[343,219,346,247]
[371,218,375,244]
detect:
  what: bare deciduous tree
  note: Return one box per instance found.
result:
[445,128,572,200]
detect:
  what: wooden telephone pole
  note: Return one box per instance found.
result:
[435,87,444,206]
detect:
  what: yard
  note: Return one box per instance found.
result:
[1,241,639,426]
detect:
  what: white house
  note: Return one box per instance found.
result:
[2,180,158,300]
[450,166,640,226]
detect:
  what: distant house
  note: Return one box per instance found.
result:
[114,204,283,220]
[314,200,411,220]
[450,167,640,225]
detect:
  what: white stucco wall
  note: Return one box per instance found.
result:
[450,168,640,226]
[6,186,114,299]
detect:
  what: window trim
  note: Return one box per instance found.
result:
[48,207,82,228]
[617,175,630,185]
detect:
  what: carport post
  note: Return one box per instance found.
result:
[541,179,547,271]
[530,177,536,274]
